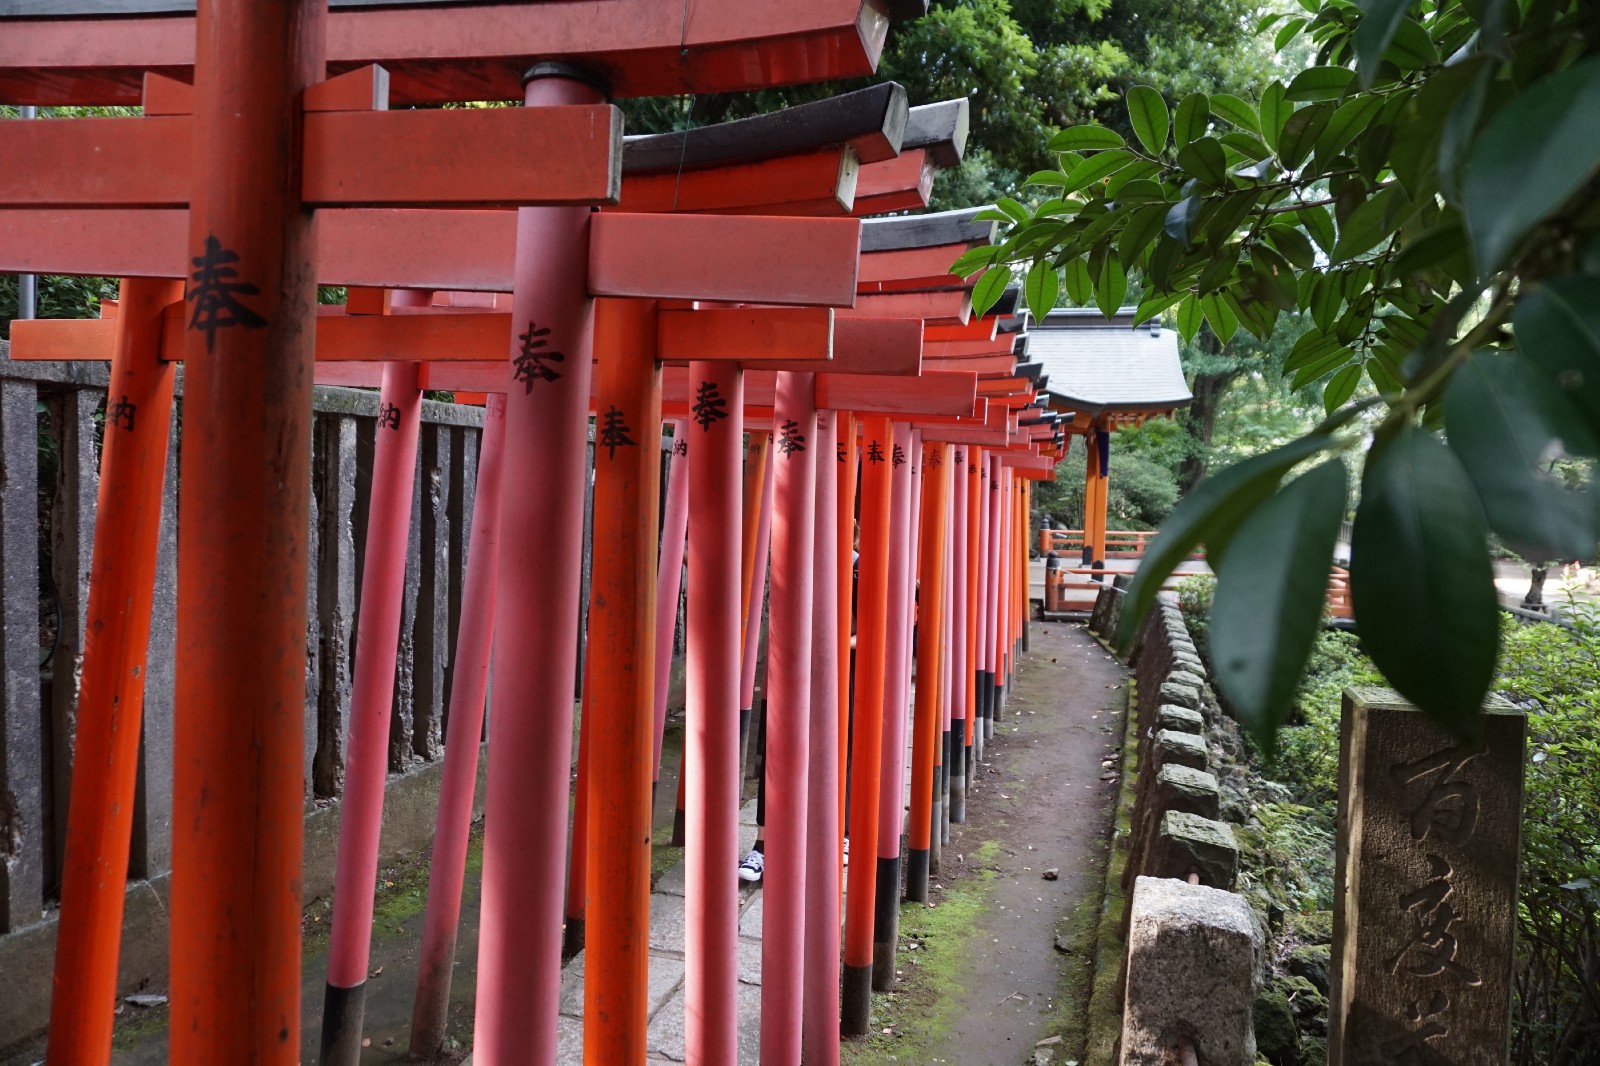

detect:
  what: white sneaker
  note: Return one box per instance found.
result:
[738,849,765,884]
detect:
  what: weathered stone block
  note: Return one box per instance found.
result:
[1158,681,1201,710]
[1154,728,1209,771]
[1153,811,1239,889]
[1156,764,1220,820]
[1329,688,1526,1066]
[1157,704,1204,734]
[1288,943,1332,995]
[1120,876,1262,1066]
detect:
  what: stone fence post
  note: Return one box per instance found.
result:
[1329,687,1525,1066]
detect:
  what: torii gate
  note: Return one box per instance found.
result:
[3,78,998,1066]
[0,2,912,1064]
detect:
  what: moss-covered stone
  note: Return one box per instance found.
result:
[1299,1036,1327,1066]
[1288,909,1334,945]
[1275,974,1327,1034]
[1286,943,1331,994]
[1252,986,1300,1065]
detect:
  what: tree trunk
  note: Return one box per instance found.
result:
[1176,369,1239,496]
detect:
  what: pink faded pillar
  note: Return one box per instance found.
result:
[410,394,506,1058]
[652,420,690,792]
[685,360,745,1065]
[984,453,1003,739]
[473,67,604,1066]
[322,354,423,1063]
[871,422,916,991]
[762,373,817,1063]
[803,409,842,1066]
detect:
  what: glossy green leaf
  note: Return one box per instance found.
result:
[1048,126,1126,153]
[1118,205,1168,270]
[1115,433,1335,652]
[1366,357,1404,396]
[1024,170,1070,187]
[1265,224,1317,269]
[1260,82,1291,153]
[1354,0,1412,87]
[1316,94,1387,162]
[1463,58,1600,274]
[1309,275,1343,333]
[1514,275,1600,438]
[1331,184,1410,262]
[1200,293,1239,344]
[1390,217,1470,279]
[1274,16,1308,51]
[1177,295,1203,343]
[1324,363,1362,411]
[1220,132,1272,160]
[1210,94,1262,135]
[1105,159,1161,197]
[1285,66,1357,103]
[1249,244,1299,310]
[1350,424,1499,729]
[1127,85,1170,155]
[1024,260,1060,322]
[1064,149,1135,192]
[1210,460,1348,751]
[949,244,1003,277]
[1385,17,1437,70]
[1096,255,1128,317]
[1163,195,1203,245]
[1177,136,1229,186]
[1284,328,1342,373]
[971,266,1011,317]
[1445,350,1599,560]
[1290,205,1335,256]
[1173,92,1211,147]
[1203,191,1263,247]
[1278,101,1335,169]
[1113,178,1168,203]
[1062,257,1094,305]
[1133,288,1187,327]
[1291,348,1356,390]
[996,198,1030,223]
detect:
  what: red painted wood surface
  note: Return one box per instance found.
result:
[169,2,323,1062]
[0,0,889,105]
[589,213,861,306]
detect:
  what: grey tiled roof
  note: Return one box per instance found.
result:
[1028,308,1191,414]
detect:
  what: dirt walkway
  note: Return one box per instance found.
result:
[844,622,1126,1066]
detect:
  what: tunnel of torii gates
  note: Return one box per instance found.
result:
[0,3,1060,1064]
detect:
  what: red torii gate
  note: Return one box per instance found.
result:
[0,3,910,1064]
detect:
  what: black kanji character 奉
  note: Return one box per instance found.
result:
[378,402,402,431]
[892,443,907,468]
[512,321,566,392]
[600,406,638,459]
[187,235,268,353]
[692,381,729,431]
[867,440,885,464]
[837,441,847,463]
[106,395,137,433]
[778,419,807,456]
[927,449,943,467]
[954,450,965,465]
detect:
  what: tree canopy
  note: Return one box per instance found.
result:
[968,0,1600,746]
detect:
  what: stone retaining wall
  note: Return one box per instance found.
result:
[1088,585,1263,1065]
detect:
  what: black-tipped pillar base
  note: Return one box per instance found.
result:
[842,964,874,1035]
[963,742,974,799]
[928,805,942,874]
[906,847,931,903]
[950,733,967,823]
[562,916,585,959]
[994,684,1005,726]
[670,805,686,848]
[320,981,367,1066]
[871,855,901,990]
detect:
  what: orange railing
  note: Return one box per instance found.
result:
[1039,527,1162,556]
